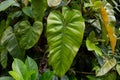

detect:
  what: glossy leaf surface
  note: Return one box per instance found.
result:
[47,7,85,77]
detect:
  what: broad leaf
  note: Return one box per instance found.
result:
[1,27,24,59]
[31,0,47,21]
[47,7,85,77]
[47,0,62,7]
[25,56,38,80]
[96,58,116,76]
[16,21,43,49]
[0,76,14,80]
[0,0,16,11]
[100,3,117,54]
[0,49,8,68]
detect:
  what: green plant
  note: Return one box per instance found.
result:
[0,0,120,79]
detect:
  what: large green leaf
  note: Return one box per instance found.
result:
[16,21,43,49]
[31,0,47,21]
[47,7,85,77]
[1,27,24,59]
[96,58,116,76]
[0,76,14,80]
[0,0,16,12]
[25,56,38,80]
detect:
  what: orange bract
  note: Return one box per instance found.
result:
[100,6,117,54]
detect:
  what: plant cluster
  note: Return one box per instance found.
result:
[0,0,120,80]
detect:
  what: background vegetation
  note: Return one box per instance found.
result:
[0,0,120,80]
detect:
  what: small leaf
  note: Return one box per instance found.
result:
[1,27,24,59]
[116,64,120,75]
[22,7,33,18]
[40,69,54,80]
[47,7,85,77]
[47,0,62,7]
[9,71,24,80]
[0,0,16,11]
[11,59,27,80]
[96,58,116,76]
[25,56,38,80]
[16,21,43,49]
[0,76,14,80]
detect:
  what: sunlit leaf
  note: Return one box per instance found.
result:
[0,0,16,11]
[96,58,116,76]
[47,7,85,77]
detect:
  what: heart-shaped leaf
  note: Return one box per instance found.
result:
[16,21,43,49]
[47,7,85,77]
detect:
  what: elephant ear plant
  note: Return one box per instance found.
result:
[1,0,120,80]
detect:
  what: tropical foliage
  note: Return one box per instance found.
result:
[0,0,120,80]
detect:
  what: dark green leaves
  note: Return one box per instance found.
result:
[16,21,43,49]
[1,27,23,59]
[31,0,47,21]
[9,56,38,80]
[47,7,85,77]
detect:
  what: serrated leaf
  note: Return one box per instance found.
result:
[0,76,14,80]
[47,7,85,77]
[96,58,116,76]
[31,0,47,21]
[25,56,38,80]
[116,64,120,75]
[0,0,16,11]
[16,21,43,49]
[100,3,117,54]
[1,27,24,59]
[47,0,62,7]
